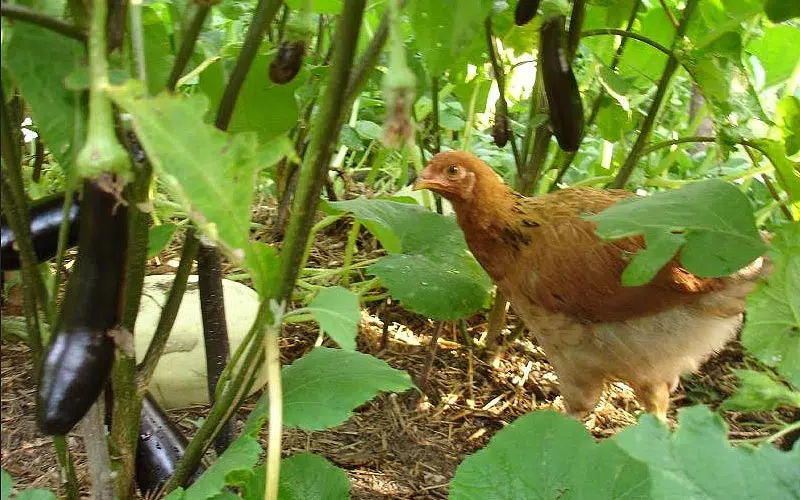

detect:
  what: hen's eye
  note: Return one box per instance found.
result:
[446,165,459,176]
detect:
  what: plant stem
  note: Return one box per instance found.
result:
[768,419,800,444]
[485,16,521,168]
[0,92,46,366]
[165,1,367,493]
[580,29,671,56]
[638,135,716,157]
[263,321,283,500]
[341,220,361,287]
[744,146,793,221]
[52,436,80,500]
[277,0,367,302]
[430,76,443,213]
[81,401,115,500]
[0,3,87,43]
[567,0,586,60]
[166,5,211,91]
[610,0,699,189]
[214,0,284,130]
[137,230,200,388]
[657,0,679,28]
[550,0,641,190]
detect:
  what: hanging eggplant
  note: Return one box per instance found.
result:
[515,0,541,26]
[135,392,204,495]
[540,15,584,152]
[1,192,80,271]
[37,180,128,435]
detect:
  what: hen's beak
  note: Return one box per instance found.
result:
[413,166,439,191]
[412,179,437,191]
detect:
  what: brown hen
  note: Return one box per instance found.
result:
[414,150,768,420]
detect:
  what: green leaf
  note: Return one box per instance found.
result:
[147,223,178,259]
[621,230,685,286]
[15,491,57,500]
[742,222,800,388]
[4,25,84,175]
[748,26,800,88]
[721,369,800,411]
[687,0,761,51]
[244,347,414,433]
[681,32,769,127]
[775,96,800,156]
[747,139,800,202]
[409,0,494,77]
[305,286,360,350]
[763,0,800,22]
[232,454,350,500]
[614,405,800,499]
[324,198,492,320]
[164,487,186,500]
[107,82,259,261]
[226,53,304,142]
[368,253,492,320]
[595,98,635,142]
[245,241,280,298]
[279,453,350,500]
[588,180,767,280]
[1,469,11,500]
[450,411,650,500]
[353,120,384,141]
[183,435,262,500]
[142,5,175,94]
[286,0,341,14]
[617,6,674,85]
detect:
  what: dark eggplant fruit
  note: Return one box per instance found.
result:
[37,180,128,435]
[136,392,203,494]
[514,0,541,26]
[269,40,306,85]
[540,15,584,152]
[1,192,80,271]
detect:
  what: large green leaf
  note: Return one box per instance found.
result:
[681,32,769,128]
[409,0,494,77]
[450,411,650,500]
[588,180,767,285]
[304,286,361,350]
[1,469,11,500]
[325,198,492,320]
[225,54,304,141]
[686,0,761,51]
[142,5,175,94]
[3,26,84,174]
[232,454,350,500]
[747,26,800,88]
[108,83,259,260]
[742,222,800,388]
[244,347,414,433]
[182,435,262,500]
[278,453,350,500]
[617,6,674,85]
[775,96,800,156]
[615,406,800,499]
[721,369,800,411]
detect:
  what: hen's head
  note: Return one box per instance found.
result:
[413,151,504,204]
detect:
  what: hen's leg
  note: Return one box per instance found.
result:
[633,381,671,422]
[558,373,604,419]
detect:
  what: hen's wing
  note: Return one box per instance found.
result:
[504,188,725,323]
